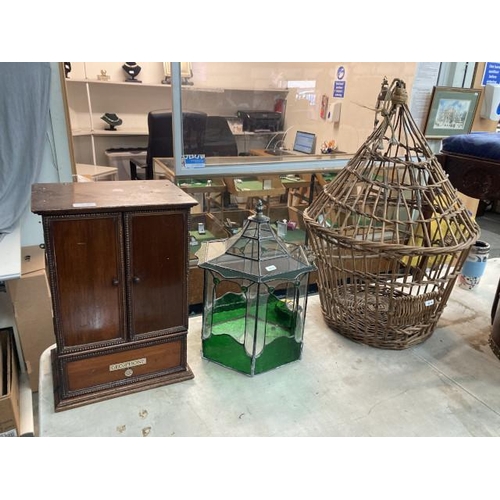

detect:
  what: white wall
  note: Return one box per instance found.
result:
[273,62,418,153]
[21,63,73,246]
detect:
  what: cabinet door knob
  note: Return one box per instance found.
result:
[112,278,119,286]
[133,276,141,284]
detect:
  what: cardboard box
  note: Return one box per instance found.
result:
[6,245,55,393]
[0,328,21,436]
[457,191,479,218]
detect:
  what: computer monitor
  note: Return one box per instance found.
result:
[293,131,316,154]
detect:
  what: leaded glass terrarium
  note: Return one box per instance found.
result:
[197,201,316,375]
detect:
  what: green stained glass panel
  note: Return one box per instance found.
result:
[203,290,302,375]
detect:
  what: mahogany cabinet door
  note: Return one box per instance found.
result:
[47,214,126,349]
[126,211,188,337]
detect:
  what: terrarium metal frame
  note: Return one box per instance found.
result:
[197,201,316,375]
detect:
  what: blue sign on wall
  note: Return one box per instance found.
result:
[333,81,345,98]
[482,62,500,86]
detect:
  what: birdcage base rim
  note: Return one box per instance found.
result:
[322,315,436,350]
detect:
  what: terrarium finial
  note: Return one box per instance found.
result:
[255,199,266,220]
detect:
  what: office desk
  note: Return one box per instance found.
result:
[153,154,351,179]
[178,178,228,213]
[249,148,318,157]
[152,156,352,223]
[280,174,312,207]
[223,176,286,215]
[249,148,311,157]
[244,149,350,207]
[249,149,276,156]
[316,171,340,186]
[76,163,118,181]
[153,159,227,213]
[249,149,348,158]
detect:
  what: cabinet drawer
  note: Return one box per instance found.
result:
[62,337,186,393]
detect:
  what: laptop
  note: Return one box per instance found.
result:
[265,130,316,156]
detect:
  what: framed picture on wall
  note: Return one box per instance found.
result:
[423,86,481,139]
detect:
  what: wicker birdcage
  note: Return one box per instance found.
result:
[303,78,480,349]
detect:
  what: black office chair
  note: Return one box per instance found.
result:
[204,116,238,157]
[130,110,207,180]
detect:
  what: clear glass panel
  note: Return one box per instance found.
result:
[292,275,310,343]
[253,281,304,374]
[226,222,287,262]
[163,63,422,176]
[201,271,216,340]
[243,282,259,359]
[65,62,428,179]
[201,278,253,374]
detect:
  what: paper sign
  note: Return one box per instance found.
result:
[333,81,345,98]
[482,62,500,86]
[72,202,97,208]
[183,154,206,169]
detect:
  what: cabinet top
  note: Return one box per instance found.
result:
[31,180,198,215]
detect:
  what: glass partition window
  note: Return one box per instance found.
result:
[166,62,419,177]
[63,62,419,179]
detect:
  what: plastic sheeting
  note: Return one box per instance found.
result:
[0,62,51,233]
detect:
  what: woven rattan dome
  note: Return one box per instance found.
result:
[303,78,480,349]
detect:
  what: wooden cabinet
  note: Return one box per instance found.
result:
[32,180,198,411]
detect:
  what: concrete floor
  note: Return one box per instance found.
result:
[37,255,500,437]
[31,210,500,437]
